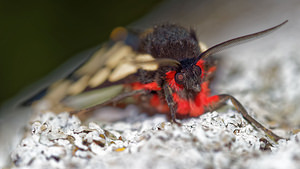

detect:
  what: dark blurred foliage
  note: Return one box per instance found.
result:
[0,0,162,106]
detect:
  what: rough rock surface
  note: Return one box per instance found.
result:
[10,107,299,169]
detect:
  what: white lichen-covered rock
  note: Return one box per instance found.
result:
[10,108,300,169]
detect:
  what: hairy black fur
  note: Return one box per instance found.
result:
[138,24,201,60]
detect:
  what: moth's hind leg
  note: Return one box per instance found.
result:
[206,94,285,142]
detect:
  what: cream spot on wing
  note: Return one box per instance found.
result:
[135,54,158,70]
[139,63,158,70]
[88,67,111,88]
[45,80,72,103]
[75,47,108,76]
[135,54,154,62]
[67,75,90,95]
[76,42,128,76]
[106,45,133,68]
[139,62,158,70]
[109,62,137,82]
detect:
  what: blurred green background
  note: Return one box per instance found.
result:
[0,0,162,106]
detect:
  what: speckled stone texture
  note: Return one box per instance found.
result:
[9,109,299,169]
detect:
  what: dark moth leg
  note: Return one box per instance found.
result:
[70,89,147,118]
[163,84,179,123]
[206,94,285,142]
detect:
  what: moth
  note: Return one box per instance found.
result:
[25,21,288,142]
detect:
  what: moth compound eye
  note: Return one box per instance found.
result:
[175,73,184,85]
[193,65,202,75]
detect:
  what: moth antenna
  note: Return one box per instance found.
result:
[135,58,182,68]
[199,20,288,59]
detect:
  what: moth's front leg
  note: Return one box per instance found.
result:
[205,94,285,142]
[163,84,178,123]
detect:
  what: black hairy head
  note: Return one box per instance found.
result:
[138,24,201,60]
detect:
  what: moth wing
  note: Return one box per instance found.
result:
[22,28,159,109]
[62,42,160,109]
